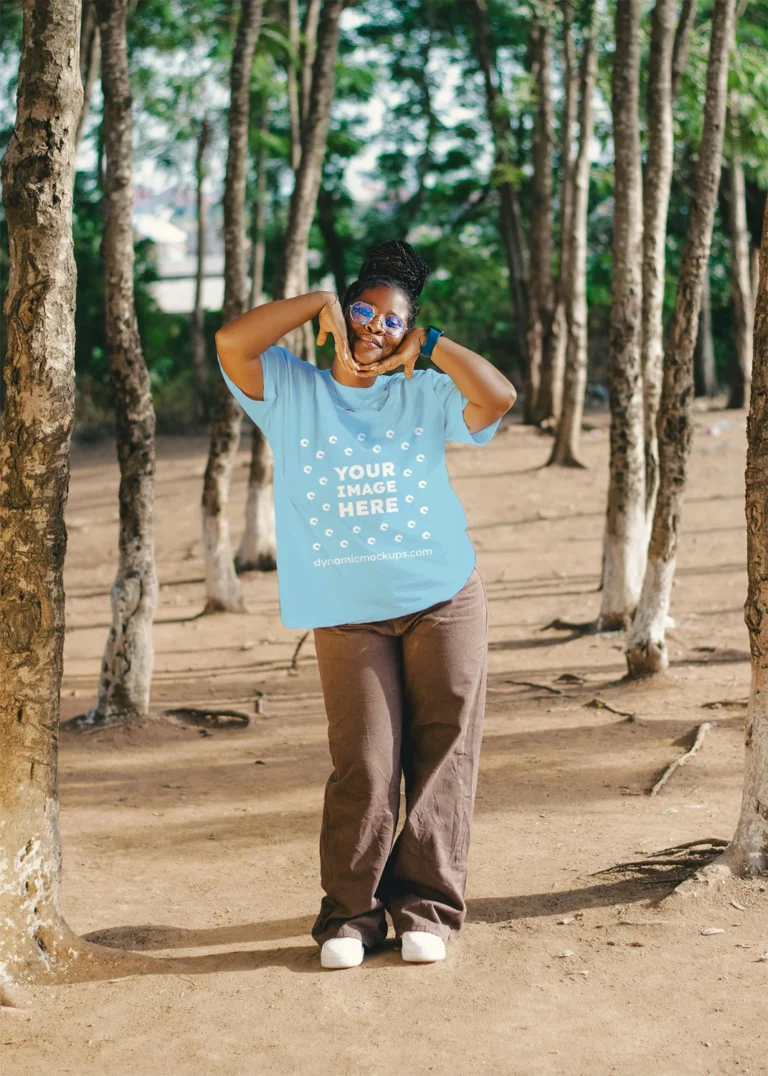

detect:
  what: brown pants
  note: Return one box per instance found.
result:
[311,566,489,948]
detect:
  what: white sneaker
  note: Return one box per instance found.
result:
[320,937,364,969]
[401,931,447,963]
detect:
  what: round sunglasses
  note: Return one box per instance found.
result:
[348,301,407,338]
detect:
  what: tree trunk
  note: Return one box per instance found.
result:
[192,114,212,424]
[275,0,344,330]
[541,0,577,433]
[625,0,734,677]
[201,0,263,613]
[642,0,680,527]
[471,0,530,383]
[548,2,598,468]
[74,0,99,152]
[317,185,347,298]
[528,9,557,426]
[0,0,85,989]
[599,0,646,631]
[287,0,302,173]
[249,108,269,309]
[236,0,343,574]
[699,193,768,878]
[86,0,159,725]
[279,0,317,365]
[727,157,754,409]
[695,264,717,396]
[299,0,322,134]
[670,0,698,100]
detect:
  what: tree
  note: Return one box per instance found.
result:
[471,0,530,385]
[236,0,346,573]
[693,191,768,880]
[192,112,212,423]
[527,3,556,426]
[726,150,754,408]
[538,0,577,432]
[599,0,645,631]
[695,265,718,396]
[641,0,696,524]
[75,0,100,152]
[0,0,85,992]
[201,0,264,612]
[82,0,160,727]
[625,0,735,677]
[548,0,598,468]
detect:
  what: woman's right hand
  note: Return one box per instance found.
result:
[316,296,360,377]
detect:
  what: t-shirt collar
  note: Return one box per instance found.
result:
[321,367,392,412]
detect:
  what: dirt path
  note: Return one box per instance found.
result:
[4,410,767,1076]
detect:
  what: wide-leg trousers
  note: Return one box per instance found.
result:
[311,565,489,948]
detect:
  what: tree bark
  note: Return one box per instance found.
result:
[670,0,698,100]
[599,0,646,631]
[249,106,269,309]
[548,1,597,468]
[201,0,263,612]
[318,184,347,297]
[625,0,734,676]
[642,0,683,527]
[192,114,212,424]
[727,156,754,409]
[699,192,768,877]
[281,0,317,369]
[299,0,322,135]
[695,263,717,396]
[287,0,302,174]
[74,0,99,152]
[471,0,530,383]
[0,0,85,988]
[528,8,557,426]
[86,0,159,725]
[541,0,577,432]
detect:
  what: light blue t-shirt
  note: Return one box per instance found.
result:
[218,346,502,629]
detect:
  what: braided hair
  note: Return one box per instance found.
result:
[341,239,431,330]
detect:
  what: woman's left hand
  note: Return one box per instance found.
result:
[363,327,426,380]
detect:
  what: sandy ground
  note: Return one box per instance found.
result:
[3,408,768,1076]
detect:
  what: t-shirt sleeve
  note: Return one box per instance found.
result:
[216,345,299,439]
[427,368,503,446]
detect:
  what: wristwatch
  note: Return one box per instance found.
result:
[418,325,444,362]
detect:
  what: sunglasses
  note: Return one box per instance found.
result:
[348,301,407,338]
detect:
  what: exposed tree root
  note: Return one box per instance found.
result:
[66,707,252,733]
[162,708,251,730]
[584,697,637,719]
[289,631,311,673]
[648,721,715,795]
[505,679,564,695]
[701,698,747,710]
[541,617,598,634]
[592,838,730,888]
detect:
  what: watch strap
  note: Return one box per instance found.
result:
[418,325,444,361]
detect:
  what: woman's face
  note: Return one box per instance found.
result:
[345,285,411,368]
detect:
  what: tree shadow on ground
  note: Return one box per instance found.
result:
[466,876,674,923]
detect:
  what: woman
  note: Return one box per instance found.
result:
[216,240,516,970]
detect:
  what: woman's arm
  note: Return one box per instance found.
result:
[215,291,335,400]
[430,335,517,434]
[364,329,517,435]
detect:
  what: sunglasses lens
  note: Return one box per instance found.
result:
[350,302,373,323]
[384,317,406,336]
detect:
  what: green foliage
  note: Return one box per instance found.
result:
[1,0,768,429]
